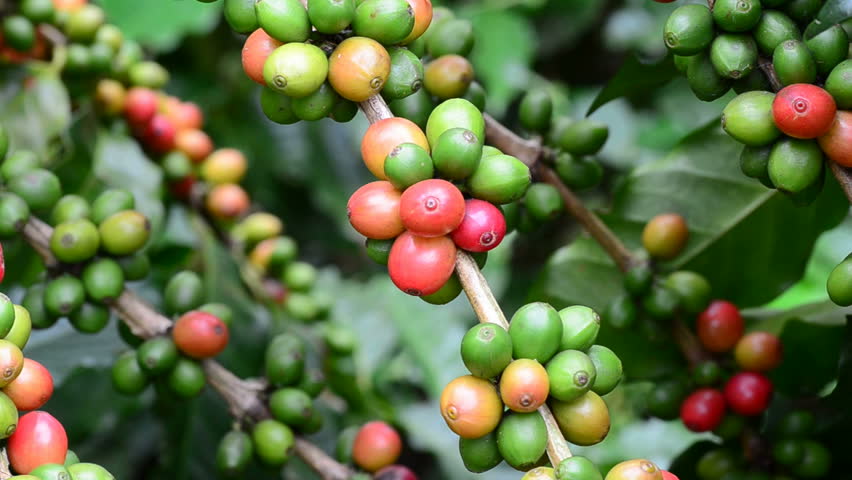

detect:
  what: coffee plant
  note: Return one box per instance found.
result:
[0,0,849,479]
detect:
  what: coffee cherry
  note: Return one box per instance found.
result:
[252,419,294,466]
[93,79,126,116]
[263,43,328,98]
[68,302,109,334]
[237,212,283,245]
[50,195,90,226]
[692,361,722,386]
[99,210,150,255]
[739,145,773,186]
[362,117,429,179]
[375,465,417,480]
[696,300,743,352]
[710,34,757,79]
[713,413,745,441]
[329,37,391,102]
[206,183,250,220]
[174,129,213,164]
[399,179,465,237]
[663,5,714,56]
[687,53,733,101]
[499,359,549,413]
[556,456,603,480]
[793,440,831,478]
[680,388,726,432]
[111,350,148,395]
[605,295,636,330]
[817,111,852,168]
[164,271,204,315]
[663,270,712,315]
[805,24,848,76]
[3,16,36,52]
[551,391,610,446]
[780,409,815,437]
[255,0,310,43]
[307,0,354,33]
[365,238,393,265]
[137,336,179,376]
[773,40,817,86]
[49,219,99,263]
[432,128,482,180]
[22,286,55,330]
[696,449,738,480]
[524,183,563,222]
[7,305,31,350]
[509,302,563,363]
[384,143,434,191]
[353,0,414,45]
[8,411,68,474]
[402,0,432,44]
[546,350,596,402]
[216,430,254,477]
[587,345,622,396]
[605,459,663,480]
[352,421,402,472]
[266,334,305,386]
[725,371,772,416]
[754,11,801,55]
[142,114,176,153]
[558,305,600,351]
[91,189,134,225]
[712,0,761,32]
[623,263,653,297]
[556,119,609,156]
[734,332,783,372]
[521,467,555,480]
[458,432,502,473]
[82,258,124,302]
[388,232,456,296]
[291,82,340,121]
[426,18,474,57]
[426,98,485,149]
[460,323,512,378]
[241,29,283,85]
[642,213,688,260]
[66,463,114,479]
[722,91,780,147]
[440,375,502,439]
[424,55,474,100]
[389,89,435,129]
[826,60,852,109]
[167,357,206,398]
[44,275,85,317]
[269,387,313,428]
[768,138,824,194]
[496,411,547,471]
[773,438,804,466]
[519,90,553,133]
[173,310,229,359]
[382,48,423,101]
[450,199,506,253]
[347,181,404,240]
[1,151,38,183]
[554,153,603,191]
[29,463,71,480]
[124,87,158,127]
[9,169,62,212]
[2,359,51,412]
[467,154,531,205]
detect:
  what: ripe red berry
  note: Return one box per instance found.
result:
[242,29,283,85]
[347,181,405,240]
[734,331,783,372]
[0,242,5,283]
[124,87,158,128]
[143,114,177,153]
[352,421,402,473]
[696,300,743,353]
[388,232,456,296]
[8,411,68,474]
[680,388,726,432]
[450,199,507,252]
[375,465,418,480]
[3,359,53,411]
[172,310,229,359]
[399,179,465,237]
[818,110,852,168]
[170,174,196,199]
[724,371,773,416]
[772,84,837,139]
[661,471,680,480]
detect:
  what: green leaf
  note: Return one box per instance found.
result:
[770,319,845,396]
[586,53,677,115]
[606,121,848,307]
[93,129,165,236]
[26,322,125,385]
[0,71,71,160]
[804,0,852,38]
[98,0,222,52]
[667,440,718,478]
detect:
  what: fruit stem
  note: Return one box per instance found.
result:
[672,317,711,368]
[482,113,637,271]
[18,217,357,480]
[757,57,783,93]
[360,95,394,122]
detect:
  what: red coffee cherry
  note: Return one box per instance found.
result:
[734,331,783,372]
[724,371,773,416]
[143,114,177,153]
[170,174,196,200]
[347,181,405,240]
[3,359,53,411]
[174,129,213,163]
[450,199,507,252]
[352,421,402,473]
[172,310,229,359]
[8,411,68,474]
[499,359,549,413]
[206,183,250,220]
[662,471,680,480]
[772,84,837,139]
[399,179,465,237]
[0,242,5,283]
[242,29,282,85]
[696,300,744,353]
[375,465,418,480]
[818,110,852,168]
[680,388,726,432]
[388,232,456,296]
[124,87,158,127]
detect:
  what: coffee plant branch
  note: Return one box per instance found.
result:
[19,217,356,480]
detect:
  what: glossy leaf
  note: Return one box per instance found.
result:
[587,53,677,115]
[99,0,222,52]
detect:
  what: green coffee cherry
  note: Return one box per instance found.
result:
[224,0,259,33]
[266,334,305,386]
[461,323,513,379]
[98,210,150,255]
[66,463,113,480]
[710,34,757,79]
[768,138,824,194]
[792,441,831,478]
[587,345,622,396]
[646,379,688,420]
[664,5,714,55]
[713,414,745,440]
[383,47,424,100]
[496,412,548,471]
[260,88,299,125]
[432,128,482,180]
[8,169,61,212]
[83,258,124,302]
[94,25,123,52]
[136,336,179,375]
[256,0,310,43]
[1,150,39,182]
[554,154,603,191]
[63,450,79,467]
[49,219,99,263]
[197,303,233,328]
[69,302,110,333]
[217,430,254,476]
[296,369,326,398]
[389,88,434,129]
[112,40,143,79]
[827,257,852,306]
[328,99,359,123]
[44,275,85,317]
[21,0,55,23]
[459,432,502,473]
[164,271,204,315]
[558,306,600,351]
[805,24,849,76]
[3,16,36,52]
[605,295,637,330]
[673,54,693,73]
[733,68,772,94]
[784,0,822,23]
[65,44,93,74]
[556,119,608,156]
[6,305,32,350]
[93,190,135,223]
[421,274,463,305]
[128,61,169,89]
[686,53,732,101]
[308,0,355,34]
[509,302,563,363]
[252,419,295,466]
[269,388,314,428]
[663,270,711,314]
[546,350,596,402]
[721,91,780,147]
[426,98,485,148]
[162,151,192,182]
[322,324,356,355]
[365,238,393,265]
[354,0,415,44]
[519,90,553,133]
[426,19,475,57]
[555,456,603,480]
[773,39,816,86]
[51,195,91,225]
[0,295,14,339]
[524,183,563,222]
[292,83,339,121]
[263,43,328,98]
[773,438,804,466]
[624,262,653,297]
[712,0,762,32]
[826,60,852,109]
[779,410,815,437]
[117,253,151,281]
[467,154,531,205]
[642,284,681,319]
[697,449,739,480]
[754,10,801,55]
[692,360,722,386]
[740,145,774,187]
[65,4,105,42]
[384,143,434,190]
[30,464,72,480]
[283,261,316,291]
[22,284,56,330]
[167,357,206,398]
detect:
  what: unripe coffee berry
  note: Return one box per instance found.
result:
[734,331,783,372]
[440,375,502,439]
[642,213,688,260]
[329,37,391,102]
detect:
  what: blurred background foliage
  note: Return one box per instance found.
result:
[0,0,851,478]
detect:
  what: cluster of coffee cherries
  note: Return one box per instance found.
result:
[438,302,622,475]
[521,459,680,480]
[347,98,530,301]
[503,89,610,232]
[827,253,851,307]
[660,0,852,204]
[331,420,418,479]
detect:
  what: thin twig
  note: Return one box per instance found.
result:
[359,96,394,123]
[828,161,852,205]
